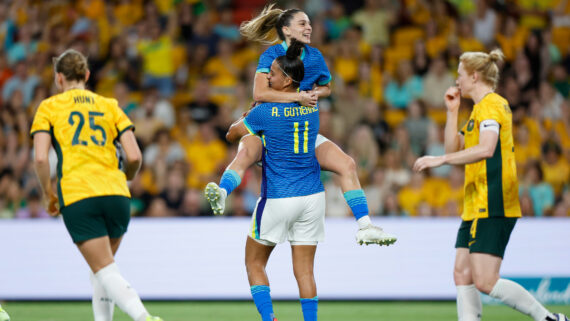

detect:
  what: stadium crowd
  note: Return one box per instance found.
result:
[0,0,568,219]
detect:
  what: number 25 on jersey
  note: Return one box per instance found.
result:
[68,111,107,146]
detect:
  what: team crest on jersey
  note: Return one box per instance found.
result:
[467,119,475,132]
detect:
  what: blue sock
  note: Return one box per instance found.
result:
[219,169,241,196]
[300,296,318,321]
[343,189,369,220]
[251,285,275,321]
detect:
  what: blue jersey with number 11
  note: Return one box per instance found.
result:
[244,102,324,199]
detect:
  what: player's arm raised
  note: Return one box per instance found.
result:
[444,87,465,153]
[119,130,142,180]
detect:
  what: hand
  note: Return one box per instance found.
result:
[413,155,446,172]
[44,191,60,217]
[298,91,318,107]
[444,87,461,113]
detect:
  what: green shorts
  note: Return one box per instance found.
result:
[455,217,517,258]
[61,195,131,243]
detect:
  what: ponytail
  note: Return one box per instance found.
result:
[240,4,302,44]
[275,38,305,88]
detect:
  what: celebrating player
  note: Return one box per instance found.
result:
[31,49,163,321]
[205,4,396,246]
[224,38,322,321]
[413,49,568,321]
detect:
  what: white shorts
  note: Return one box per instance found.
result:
[315,134,329,148]
[249,192,326,246]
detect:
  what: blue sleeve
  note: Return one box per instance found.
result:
[256,47,277,74]
[315,50,332,86]
[243,105,266,135]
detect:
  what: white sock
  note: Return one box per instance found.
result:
[357,216,372,229]
[90,272,115,321]
[489,278,551,321]
[457,284,482,321]
[95,263,148,321]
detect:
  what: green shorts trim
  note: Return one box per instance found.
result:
[455,217,517,258]
[61,195,131,243]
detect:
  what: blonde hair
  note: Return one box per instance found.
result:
[54,49,88,82]
[459,49,505,89]
[239,4,302,45]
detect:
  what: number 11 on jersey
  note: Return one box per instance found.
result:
[293,121,309,154]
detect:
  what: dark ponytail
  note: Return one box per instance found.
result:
[275,38,304,88]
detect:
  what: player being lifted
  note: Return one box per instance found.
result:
[413,49,568,321]
[205,4,396,246]
[31,49,163,321]
[224,38,322,321]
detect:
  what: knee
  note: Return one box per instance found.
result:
[237,139,261,163]
[473,275,498,294]
[338,154,357,176]
[453,266,472,285]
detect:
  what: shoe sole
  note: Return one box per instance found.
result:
[204,184,223,215]
[357,238,397,246]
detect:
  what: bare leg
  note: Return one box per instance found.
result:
[291,245,317,298]
[227,135,263,177]
[315,141,360,192]
[470,252,552,321]
[316,140,397,245]
[454,248,482,321]
[78,236,150,321]
[245,236,275,286]
[245,236,277,321]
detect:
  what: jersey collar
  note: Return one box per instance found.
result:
[280,41,306,61]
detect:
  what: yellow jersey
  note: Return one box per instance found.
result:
[30,89,134,207]
[459,93,521,221]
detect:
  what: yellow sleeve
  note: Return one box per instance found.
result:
[30,101,52,136]
[477,99,504,126]
[112,99,134,136]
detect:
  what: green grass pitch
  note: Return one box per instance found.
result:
[3,301,570,321]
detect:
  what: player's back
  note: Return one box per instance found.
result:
[31,89,133,207]
[244,102,324,199]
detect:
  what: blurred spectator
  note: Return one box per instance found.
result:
[351,0,395,46]
[404,100,433,156]
[143,128,185,167]
[473,0,497,46]
[324,1,351,41]
[348,124,379,183]
[422,55,455,110]
[541,141,569,197]
[520,161,555,217]
[136,12,177,98]
[132,87,175,144]
[412,40,430,76]
[213,6,240,42]
[179,188,209,217]
[15,190,49,219]
[364,168,389,216]
[385,60,423,109]
[2,60,39,106]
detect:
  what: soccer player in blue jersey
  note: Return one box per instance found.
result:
[223,39,322,321]
[205,4,396,246]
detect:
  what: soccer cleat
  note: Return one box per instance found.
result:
[547,313,569,321]
[356,225,397,246]
[146,316,164,321]
[204,182,227,215]
[0,306,10,321]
